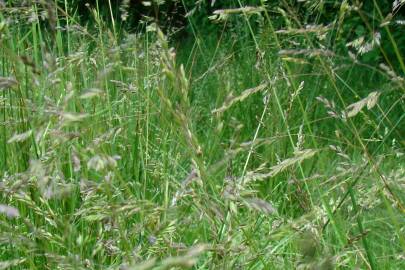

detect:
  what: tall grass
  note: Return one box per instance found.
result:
[0,1,404,269]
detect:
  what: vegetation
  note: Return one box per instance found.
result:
[0,1,404,269]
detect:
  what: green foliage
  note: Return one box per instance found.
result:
[0,0,404,269]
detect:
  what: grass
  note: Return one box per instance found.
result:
[0,1,404,269]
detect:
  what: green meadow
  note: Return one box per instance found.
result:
[0,1,404,269]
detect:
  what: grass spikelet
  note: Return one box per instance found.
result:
[210,6,265,22]
[7,130,33,144]
[0,77,18,90]
[157,244,207,269]
[244,198,277,215]
[0,259,26,269]
[0,204,20,218]
[242,149,318,184]
[344,91,381,118]
[212,82,268,114]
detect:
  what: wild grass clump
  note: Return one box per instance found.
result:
[0,1,404,269]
